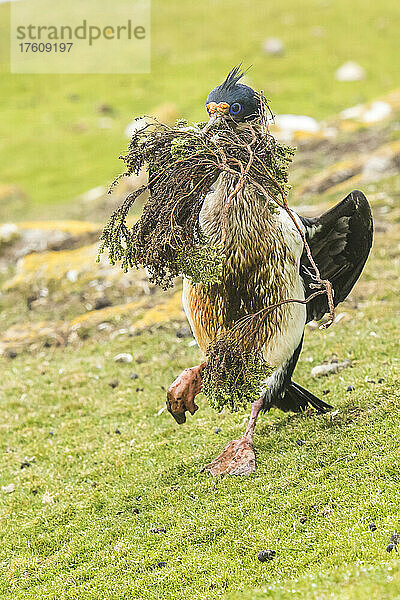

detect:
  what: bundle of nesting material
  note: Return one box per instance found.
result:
[99,111,296,410]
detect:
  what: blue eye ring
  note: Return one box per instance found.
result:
[230,102,242,115]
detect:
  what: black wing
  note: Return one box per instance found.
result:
[298,190,373,323]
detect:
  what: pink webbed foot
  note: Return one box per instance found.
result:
[166,362,206,424]
[202,438,256,476]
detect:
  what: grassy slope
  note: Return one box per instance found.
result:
[0,220,399,599]
[1,0,400,212]
[1,1,400,598]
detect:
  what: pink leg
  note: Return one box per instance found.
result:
[203,397,264,476]
[166,362,206,424]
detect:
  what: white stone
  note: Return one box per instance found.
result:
[0,223,20,244]
[114,352,133,363]
[42,491,55,504]
[341,100,392,123]
[98,322,112,331]
[335,61,365,82]
[274,114,320,134]
[321,126,338,139]
[362,155,393,183]
[81,186,106,203]
[362,101,392,123]
[262,37,284,56]
[311,359,351,378]
[1,483,15,494]
[340,104,364,120]
[66,269,78,283]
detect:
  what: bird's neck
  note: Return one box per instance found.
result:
[199,173,279,266]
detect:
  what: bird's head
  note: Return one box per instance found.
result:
[203,65,261,133]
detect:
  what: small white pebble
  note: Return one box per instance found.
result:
[42,492,55,504]
[114,353,134,363]
[262,37,285,56]
[66,270,78,283]
[335,61,365,82]
[2,483,15,494]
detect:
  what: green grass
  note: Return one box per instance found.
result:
[2,1,400,597]
[1,222,399,599]
[232,563,400,599]
[1,0,400,213]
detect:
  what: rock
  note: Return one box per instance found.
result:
[262,37,284,56]
[362,155,393,183]
[362,101,392,123]
[0,224,20,247]
[176,325,192,338]
[41,491,55,504]
[110,328,129,340]
[130,372,139,380]
[311,359,351,378]
[149,561,166,570]
[66,269,79,283]
[108,380,119,388]
[275,114,320,133]
[94,297,112,310]
[346,385,355,392]
[80,186,106,203]
[339,104,364,120]
[390,534,400,545]
[273,114,320,142]
[2,483,15,494]
[114,353,133,363]
[258,549,276,562]
[369,522,377,531]
[16,229,70,258]
[150,527,166,533]
[335,61,365,82]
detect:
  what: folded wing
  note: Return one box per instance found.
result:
[298,190,373,323]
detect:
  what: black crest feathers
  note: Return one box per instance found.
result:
[219,64,248,91]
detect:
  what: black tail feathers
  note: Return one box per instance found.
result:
[276,381,333,413]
